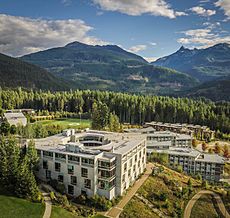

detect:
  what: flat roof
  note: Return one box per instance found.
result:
[34,130,146,158]
[4,112,26,120]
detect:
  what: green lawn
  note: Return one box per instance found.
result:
[191,194,218,218]
[51,206,79,218]
[36,118,91,129]
[0,194,45,218]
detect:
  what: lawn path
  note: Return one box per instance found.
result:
[184,190,230,218]
[42,192,52,218]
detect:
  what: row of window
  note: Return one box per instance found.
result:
[43,161,89,178]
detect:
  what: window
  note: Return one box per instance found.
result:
[135,155,137,162]
[71,176,77,185]
[46,170,51,179]
[122,174,125,182]
[81,168,88,178]
[43,161,48,169]
[124,163,127,172]
[68,165,74,174]
[129,159,132,167]
[68,185,74,195]
[139,151,141,158]
[58,175,64,183]
[55,162,61,172]
[68,155,80,163]
[55,153,66,161]
[43,151,53,158]
[82,158,94,166]
[84,179,91,189]
[138,160,140,168]
[128,169,131,177]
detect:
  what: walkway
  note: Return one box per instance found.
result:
[41,190,52,218]
[104,162,154,218]
[184,190,230,218]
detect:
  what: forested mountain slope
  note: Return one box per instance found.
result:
[0,53,70,90]
[21,41,197,94]
[182,76,230,101]
[152,43,230,82]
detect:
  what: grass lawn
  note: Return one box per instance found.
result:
[191,194,218,218]
[36,118,91,129]
[0,194,45,218]
[51,206,79,218]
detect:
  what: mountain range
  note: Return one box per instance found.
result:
[0,41,229,101]
[21,41,197,94]
[152,43,230,82]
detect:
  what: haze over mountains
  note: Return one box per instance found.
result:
[0,41,229,101]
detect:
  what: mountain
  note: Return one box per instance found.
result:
[152,43,230,82]
[0,53,70,90]
[21,41,197,94]
[181,76,230,101]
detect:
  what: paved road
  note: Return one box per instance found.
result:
[183,190,230,218]
[104,162,154,218]
[42,192,52,218]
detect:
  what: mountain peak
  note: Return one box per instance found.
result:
[65,41,89,48]
[178,45,190,52]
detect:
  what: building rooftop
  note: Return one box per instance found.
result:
[4,112,27,126]
[34,129,146,158]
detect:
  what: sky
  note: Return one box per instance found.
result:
[0,0,230,61]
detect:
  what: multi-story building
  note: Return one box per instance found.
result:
[34,129,146,200]
[125,128,192,148]
[145,121,215,141]
[125,127,224,182]
[154,147,225,182]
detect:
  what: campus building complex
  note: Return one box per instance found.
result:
[145,121,215,141]
[34,129,146,200]
[126,127,225,182]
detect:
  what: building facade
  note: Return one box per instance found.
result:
[145,121,215,141]
[154,148,225,182]
[35,129,146,200]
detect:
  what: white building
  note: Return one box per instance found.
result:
[125,127,224,182]
[35,129,146,200]
[4,112,27,127]
[154,147,225,182]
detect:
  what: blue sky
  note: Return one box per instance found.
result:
[0,0,229,61]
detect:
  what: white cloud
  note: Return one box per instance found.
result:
[0,14,106,56]
[177,27,230,48]
[144,56,158,62]
[215,0,230,19]
[62,0,72,6]
[128,44,147,53]
[149,42,157,46]
[190,6,216,16]
[93,0,186,19]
